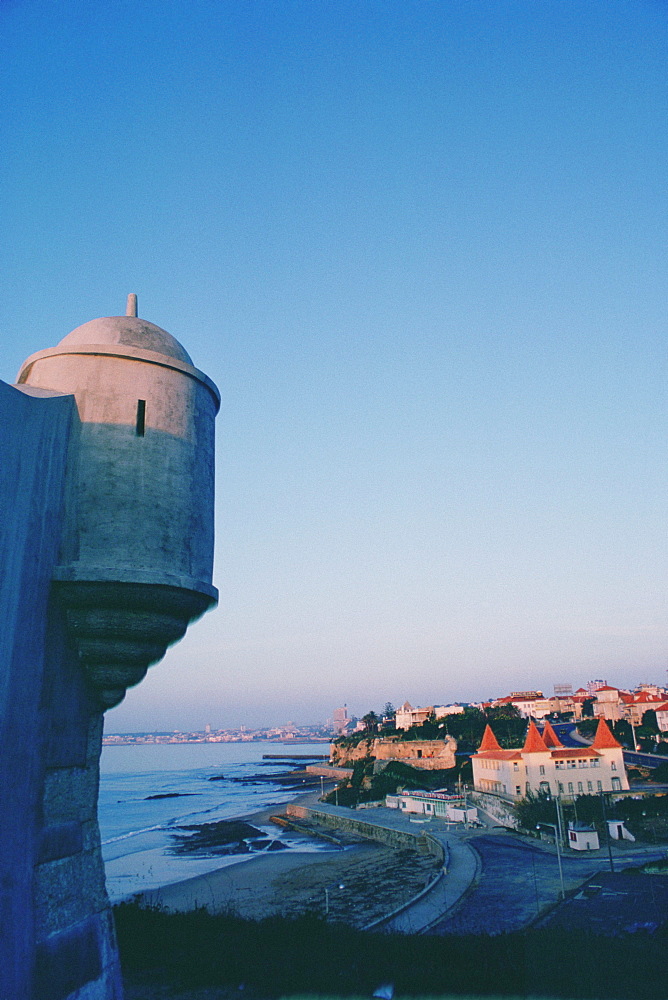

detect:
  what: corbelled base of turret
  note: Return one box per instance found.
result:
[54,581,216,708]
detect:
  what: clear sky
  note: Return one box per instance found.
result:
[2,1,667,731]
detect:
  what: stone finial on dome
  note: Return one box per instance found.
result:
[126,293,138,317]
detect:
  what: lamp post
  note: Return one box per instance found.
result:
[598,791,615,873]
[320,775,324,799]
[630,722,639,752]
[324,883,345,916]
[537,821,565,900]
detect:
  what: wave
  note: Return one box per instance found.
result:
[102,823,166,845]
[101,788,296,846]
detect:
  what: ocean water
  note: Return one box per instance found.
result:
[99,741,333,901]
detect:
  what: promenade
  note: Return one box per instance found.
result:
[289,792,668,935]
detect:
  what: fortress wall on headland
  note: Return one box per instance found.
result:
[0,381,122,1000]
[331,737,457,770]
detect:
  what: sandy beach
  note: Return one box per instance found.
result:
[135,793,440,928]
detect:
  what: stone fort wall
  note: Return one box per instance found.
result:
[0,381,122,999]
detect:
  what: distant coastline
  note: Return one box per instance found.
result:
[103,730,332,746]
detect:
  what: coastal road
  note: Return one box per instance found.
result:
[428,833,668,936]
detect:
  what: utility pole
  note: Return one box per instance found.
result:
[599,791,615,873]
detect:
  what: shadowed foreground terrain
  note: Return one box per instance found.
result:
[116,903,667,1000]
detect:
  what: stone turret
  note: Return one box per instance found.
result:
[1,297,219,999]
[17,294,220,707]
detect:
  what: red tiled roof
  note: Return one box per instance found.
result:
[541,720,564,749]
[523,720,549,753]
[550,748,600,759]
[479,724,502,752]
[591,717,623,750]
[596,685,619,692]
[474,750,523,761]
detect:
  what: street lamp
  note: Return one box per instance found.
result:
[324,883,345,916]
[536,821,565,900]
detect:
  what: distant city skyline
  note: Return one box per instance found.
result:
[3,1,667,732]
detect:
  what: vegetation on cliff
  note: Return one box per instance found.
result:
[324,758,472,807]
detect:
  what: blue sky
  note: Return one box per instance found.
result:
[2,1,667,730]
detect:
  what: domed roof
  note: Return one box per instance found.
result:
[57,296,193,365]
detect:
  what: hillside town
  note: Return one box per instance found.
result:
[324,677,668,810]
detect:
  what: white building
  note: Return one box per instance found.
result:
[655,703,668,733]
[434,704,465,718]
[567,822,599,851]
[386,789,478,824]
[395,702,433,730]
[472,718,629,802]
[394,701,465,730]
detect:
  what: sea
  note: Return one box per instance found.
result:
[99,741,333,902]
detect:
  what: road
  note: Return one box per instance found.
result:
[429,832,667,936]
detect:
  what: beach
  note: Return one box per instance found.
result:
[134,794,440,928]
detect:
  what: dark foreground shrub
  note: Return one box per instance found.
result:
[114,903,667,998]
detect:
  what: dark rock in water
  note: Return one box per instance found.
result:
[169,820,263,856]
[229,770,321,787]
[208,774,225,781]
[145,792,197,800]
[248,838,287,852]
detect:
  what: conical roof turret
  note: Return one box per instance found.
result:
[541,720,564,748]
[523,720,549,753]
[479,724,502,752]
[591,717,623,749]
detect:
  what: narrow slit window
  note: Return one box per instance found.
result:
[136,399,146,436]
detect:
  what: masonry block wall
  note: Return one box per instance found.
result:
[0,382,122,999]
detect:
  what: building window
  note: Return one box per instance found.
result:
[577,782,583,793]
[136,399,146,436]
[612,777,621,790]
[567,760,576,769]
[539,765,545,775]
[558,783,564,793]
[539,781,550,795]
[611,762,616,771]
[591,759,599,768]
[568,782,574,793]
[516,786,521,796]
[513,763,519,771]
[578,760,587,768]
[597,781,602,791]
[587,781,593,791]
